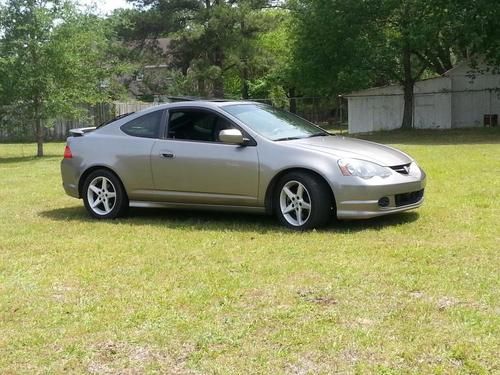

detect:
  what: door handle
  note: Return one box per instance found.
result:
[161,152,174,158]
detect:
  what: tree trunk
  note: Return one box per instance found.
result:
[34,99,44,157]
[289,88,297,113]
[240,17,250,100]
[401,81,414,129]
[213,46,225,98]
[213,76,224,99]
[401,46,414,129]
[198,78,207,97]
[241,63,249,99]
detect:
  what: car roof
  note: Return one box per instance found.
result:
[139,100,262,113]
[95,100,267,136]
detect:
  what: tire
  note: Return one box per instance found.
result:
[82,169,128,219]
[274,172,333,230]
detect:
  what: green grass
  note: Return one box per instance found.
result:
[1,129,499,374]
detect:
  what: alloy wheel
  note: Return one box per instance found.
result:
[87,176,117,216]
[279,180,312,226]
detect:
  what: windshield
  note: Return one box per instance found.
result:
[222,104,328,141]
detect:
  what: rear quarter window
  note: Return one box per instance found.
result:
[121,110,163,138]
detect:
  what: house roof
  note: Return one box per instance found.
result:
[344,60,488,97]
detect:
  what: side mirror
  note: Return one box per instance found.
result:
[219,129,245,145]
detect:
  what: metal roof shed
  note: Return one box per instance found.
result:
[345,61,500,133]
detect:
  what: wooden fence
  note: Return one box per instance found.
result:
[0,102,158,142]
[0,98,341,142]
[114,102,159,116]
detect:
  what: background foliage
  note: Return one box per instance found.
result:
[0,0,499,154]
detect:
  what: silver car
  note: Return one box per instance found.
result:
[61,101,426,229]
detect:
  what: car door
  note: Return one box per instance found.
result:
[150,108,260,206]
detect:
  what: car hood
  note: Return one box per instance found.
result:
[291,136,412,166]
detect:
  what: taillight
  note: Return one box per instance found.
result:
[64,145,73,159]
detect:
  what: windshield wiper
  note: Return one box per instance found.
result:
[307,132,329,138]
[274,136,303,141]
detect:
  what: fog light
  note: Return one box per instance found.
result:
[378,197,390,207]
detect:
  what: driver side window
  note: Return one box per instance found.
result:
[167,110,233,142]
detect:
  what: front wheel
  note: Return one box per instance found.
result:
[275,172,333,230]
[82,169,128,219]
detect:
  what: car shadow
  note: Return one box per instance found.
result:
[0,156,40,164]
[0,154,60,164]
[39,206,420,233]
[332,211,420,233]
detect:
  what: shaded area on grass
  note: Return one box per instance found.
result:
[39,206,420,233]
[353,128,500,145]
[0,155,61,164]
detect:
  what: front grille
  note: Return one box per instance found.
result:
[395,189,424,207]
[390,163,411,175]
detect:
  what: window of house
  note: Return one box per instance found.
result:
[121,110,163,138]
[167,110,234,142]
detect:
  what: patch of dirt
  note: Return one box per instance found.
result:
[437,296,460,311]
[286,356,322,375]
[409,291,425,299]
[87,341,197,375]
[355,318,375,327]
[409,291,465,311]
[287,352,369,374]
[297,289,337,306]
[52,283,74,302]
[87,361,113,375]
[340,348,360,364]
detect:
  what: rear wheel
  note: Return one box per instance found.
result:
[275,172,332,230]
[82,170,128,219]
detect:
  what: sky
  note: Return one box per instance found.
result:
[80,0,133,15]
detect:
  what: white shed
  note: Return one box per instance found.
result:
[346,61,500,133]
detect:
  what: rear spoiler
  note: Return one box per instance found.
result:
[69,127,96,137]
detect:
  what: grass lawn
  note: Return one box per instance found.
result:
[0,129,499,374]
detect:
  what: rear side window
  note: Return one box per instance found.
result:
[121,110,163,138]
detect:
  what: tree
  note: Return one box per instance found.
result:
[291,0,500,129]
[247,9,296,101]
[449,0,500,68]
[0,0,121,156]
[118,0,271,98]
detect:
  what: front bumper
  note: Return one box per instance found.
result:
[334,169,426,219]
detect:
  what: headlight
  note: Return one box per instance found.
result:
[338,158,392,179]
[408,161,420,175]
